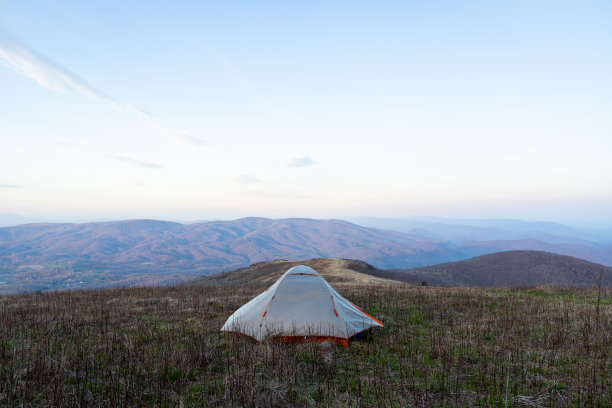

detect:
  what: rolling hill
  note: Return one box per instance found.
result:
[185,258,398,286]
[0,218,458,271]
[400,250,612,287]
[1,217,611,293]
[0,217,464,293]
[188,251,612,288]
[345,216,612,245]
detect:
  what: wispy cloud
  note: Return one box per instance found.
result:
[106,155,162,169]
[235,175,262,184]
[0,28,206,147]
[0,184,20,188]
[239,190,318,199]
[178,133,207,146]
[56,141,77,148]
[240,190,288,198]
[287,156,317,168]
[0,28,122,109]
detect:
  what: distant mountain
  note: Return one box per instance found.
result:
[398,250,612,287]
[0,217,461,269]
[0,217,462,294]
[188,251,612,288]
[0,213,111,227]
[1,217,612,294]
[0,214,35,227]
[343,216,612,246]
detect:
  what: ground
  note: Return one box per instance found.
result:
[0,284,610,407]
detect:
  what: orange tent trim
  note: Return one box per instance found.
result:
[221,330,349,347]
[346,299,384,326]
[222,327,386,348]
[331,295,338,316]
[271,335,349,348]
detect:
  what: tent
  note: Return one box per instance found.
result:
[221,265,384,347]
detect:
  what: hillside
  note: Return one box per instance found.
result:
[1,217,612,293]
[401,250,612,287]
[0,284,609,406]
[186,258,398,286]
[0,217,461,293]
[0,218,464,272]
[189,251,612,288]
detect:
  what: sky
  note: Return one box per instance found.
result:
[1,1,611,225]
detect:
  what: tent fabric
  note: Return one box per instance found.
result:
[221,265,383,346]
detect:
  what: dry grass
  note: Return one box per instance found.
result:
[193,258,397,287]
[0,284,610,407]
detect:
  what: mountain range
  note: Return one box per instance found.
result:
[1,217,611,293]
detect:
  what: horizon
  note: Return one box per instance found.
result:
[2,212,612,232]
[2,1,611,226]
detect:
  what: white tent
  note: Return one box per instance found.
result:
[221,265,383,347]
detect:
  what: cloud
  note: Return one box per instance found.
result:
[178,133,207,146]
[0,28,123,109]
[56,141,77,148]
[0,28,206,147]
[0,184,19,188]
[106,155,162,169]
[240,190,288,198]
[287,156,317,168]
[239,190,318,199]
[235,175,262,184]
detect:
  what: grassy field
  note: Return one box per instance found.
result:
[0,284,610,407]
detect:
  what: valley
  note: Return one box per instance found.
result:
[1,218,611,293]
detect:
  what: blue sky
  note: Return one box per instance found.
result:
[1,1,611,223]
